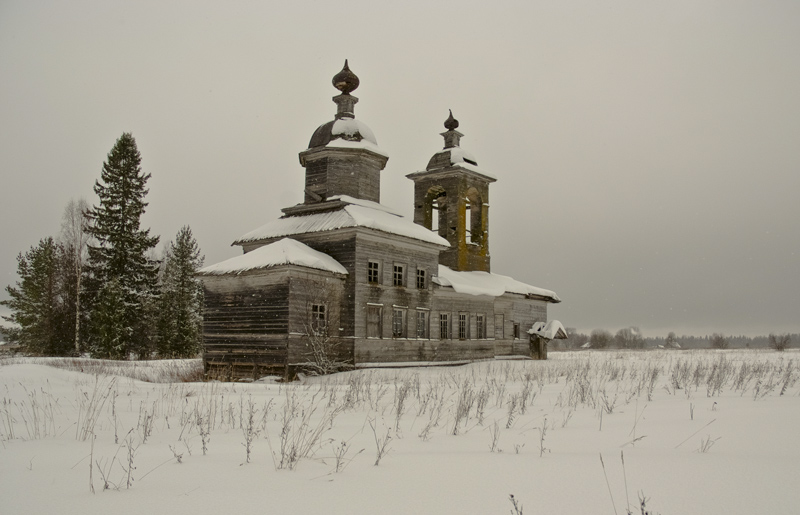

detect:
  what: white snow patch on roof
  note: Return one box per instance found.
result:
[328,195,401,215]
[447,148,497,180]
[199,238,347,276]
[234,201,449,247]
[448,147,478,165]
[331,118,378,145]
[453,160,497,180]
[528,320,568,339]
[433,265,560,302]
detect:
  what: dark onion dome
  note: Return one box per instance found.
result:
[444,109,459,130]
[332,59,359,94]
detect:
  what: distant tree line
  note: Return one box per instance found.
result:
[2,133,205,359]
[554,327,795,351]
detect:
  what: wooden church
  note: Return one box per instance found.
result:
[199,62,562,380]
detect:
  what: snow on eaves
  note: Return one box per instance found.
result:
[325,138,389,158]
[433,265,560,302]
[198,238,347,276]
[233,199,449,247]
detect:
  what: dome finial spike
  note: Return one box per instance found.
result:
[444,109,459,130]
[333,59,360,94]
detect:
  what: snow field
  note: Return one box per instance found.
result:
[1,350,798,515]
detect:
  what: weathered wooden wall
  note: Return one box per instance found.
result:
[202,271,291,380]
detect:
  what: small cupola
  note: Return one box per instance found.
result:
[291,61,389,212]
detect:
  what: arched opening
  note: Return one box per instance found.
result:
[424,186,447,237]
[465,187,482,245]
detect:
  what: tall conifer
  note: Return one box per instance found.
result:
[85,133,159,359]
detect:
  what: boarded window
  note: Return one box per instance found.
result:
[367,305,382,338]
[494,314,504,339]
[416,310,429,339]
[439,313,450,339]
[393,264,405,287]
[476,314,485,339]
[368,261,380,284]
[392,309,406,338]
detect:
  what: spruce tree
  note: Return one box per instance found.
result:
[85,133,159,359]
[1,238,74,355]
[157,226,204,358]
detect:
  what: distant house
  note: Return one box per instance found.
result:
[199,62,562,380]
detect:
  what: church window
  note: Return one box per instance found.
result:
[416,269,426,289]
[368,260,380,284]
[393,264,405,287]
[392,309,406,338]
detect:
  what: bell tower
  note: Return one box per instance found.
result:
[407,112,496,272]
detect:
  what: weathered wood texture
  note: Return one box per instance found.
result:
[408,168,493,272]
[202,272,292,380]
[353,231,442,339]
[355,338,494,363]
[201,264,353,380]
[298,147,387,204]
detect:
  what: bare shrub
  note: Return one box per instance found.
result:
[769,333,791,351]
[710,333,728,349]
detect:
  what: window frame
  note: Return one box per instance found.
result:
[393,263,406,287]
[392,308,407,338]
[439,313,450,340]
[366,304,383,339]
[311,303,326,335]
[458,313,468,340]
[367,260,381,285]
[476,313,485,339]
[415,309,429,339]
[416,268,426,289]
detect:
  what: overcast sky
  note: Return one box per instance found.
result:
[1,1,798,337]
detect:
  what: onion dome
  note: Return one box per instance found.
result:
[332,60,359,94]
[444,109,459,130]
[307,60,381,150]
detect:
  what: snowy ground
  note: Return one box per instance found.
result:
[1,350,798,515]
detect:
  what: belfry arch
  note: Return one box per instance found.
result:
[423,186,448,238]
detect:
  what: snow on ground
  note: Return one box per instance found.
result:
[1,350,799,515]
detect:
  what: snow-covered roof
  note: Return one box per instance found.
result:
[447,148,497,181]
[528,320,568,340]
[306,118,389,158]
[433,265,560,302]
[331,118,377,145]
[198,238,348,276]
[233,197,449,247]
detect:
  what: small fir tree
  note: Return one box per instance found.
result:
[1,238,74,355]
[157,226,204,358]
[85,133,159,359]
